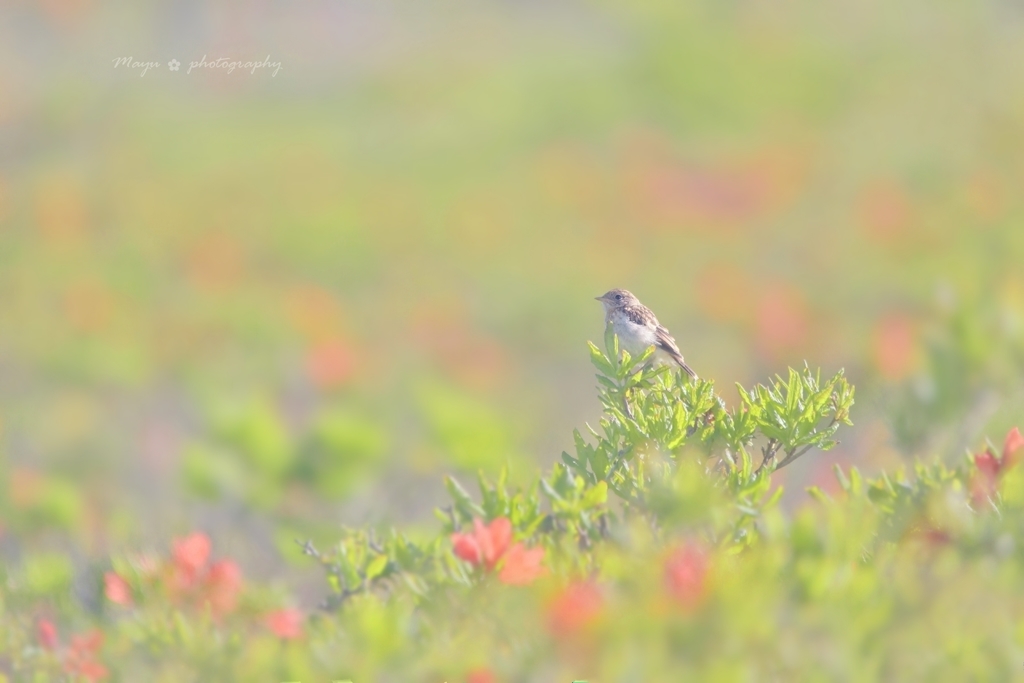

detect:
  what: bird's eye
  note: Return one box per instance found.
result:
[615,294,622,300]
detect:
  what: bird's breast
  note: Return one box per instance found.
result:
[611,315,656,354]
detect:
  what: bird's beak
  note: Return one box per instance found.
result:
[594,295,605,302]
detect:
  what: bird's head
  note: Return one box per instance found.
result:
[595,288,638,311]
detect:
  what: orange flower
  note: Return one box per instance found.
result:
[547,582,603,636]
[64,630,107,681]
[184,233,245,290]
[497,543,546,586]
[285,285,344,342]
[754,283,809,359]
[265,608,304,640]
[451,517,512,571]
[172,532,211,584]
[103,572,133,606]
[203,560,243,617]
[664,545,708,607]
[465,667,499,683]
[63,279,116,333]
[37,619,58,650]
[34,174,88,244]
[636,161,769,226]
[9,468,45,509]
[306,338,354,389]
[872,314,916,381]
[857,181,914,244]
[69,630,102,653]
[694,263,753,324]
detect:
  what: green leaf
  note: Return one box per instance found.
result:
[214,398,293,477]
[22,553,74,595]
[589,341,614,377]
[834,464,851,492]
[843,467,860,496]
[581,481,608,508]
[540,477,564,503]
[806,486,831,504]
[603,327,619,361]
[589,445,610,482]
[786,368,800,414]
[445,475,485,520]
[365,554,388,581]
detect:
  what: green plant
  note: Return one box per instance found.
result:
[303,336,855,607]
[10,340,1024,682]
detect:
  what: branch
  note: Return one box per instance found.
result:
[775,416,839,471]
[755,438,781,474]
[774,443,815,471]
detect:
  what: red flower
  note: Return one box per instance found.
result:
[497,543,546,585]
[203,559,243,617]
[1004,427,1024,467]
[37,619,58,650]
[265,608,303,640]
[975,451,1000,477]
[465,667,498,683]
[69,630,103,653]
[918,525,952,547]
[547,582,603,636]
[172,532,211,584]
[971,427,1024,505]
[166,533,243,617]
[873,314,916,380]
[66,658,107,682]
[971,452,1000,504]
[103,572,133,606]
[754,283,809,359]
[306,339,354,389]
[664,544,708,607]
[450,517,512,571]
[64,630,107,681]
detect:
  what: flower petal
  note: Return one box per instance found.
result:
[1003,427,1024,465]
[483,517,512,570]
[664,544,708,607]
[103,572,133,606]
[265,608,304,640]
[451,532,483,565]
[172,532,211,579]
[498,543,546,585]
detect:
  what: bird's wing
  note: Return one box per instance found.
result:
[621,304,658,327]
[655,325,698,379]
[620,304,698,379]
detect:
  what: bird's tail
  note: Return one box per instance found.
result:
[668,350,698,380]
[678,359,698,380]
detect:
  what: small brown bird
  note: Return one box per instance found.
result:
[595,288,697,379]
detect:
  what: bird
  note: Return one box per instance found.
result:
[595,288,697,379]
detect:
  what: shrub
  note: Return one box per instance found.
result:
[4,338,1023,682]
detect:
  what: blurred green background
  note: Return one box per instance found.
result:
[1,0,1023,601]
